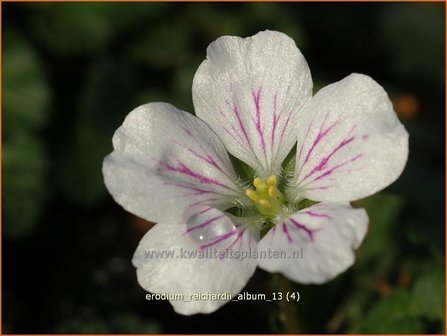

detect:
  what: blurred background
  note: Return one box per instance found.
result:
[3,2,445,334]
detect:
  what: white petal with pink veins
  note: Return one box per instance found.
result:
[132,207,259,315]
[290,73,409,203]
[103,103,243,224]
[257,203,368,284]
[193,30,313,177]
[184,205,259,251]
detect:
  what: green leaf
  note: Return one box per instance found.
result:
[3,133,47,239]
[279,145,296,192]
[229,154,255,183]
[170,61,200,112]
[30,3,168,56]
[3,29,50,239]
[3,29,50,137]
[350,289,424,333]
[354,192,405,265]
[412,266,445,321]
[380,4,444,84]
[127,20,192,69]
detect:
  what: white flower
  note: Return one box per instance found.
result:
[103,31,409,315]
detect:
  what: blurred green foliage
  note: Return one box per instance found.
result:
[30,3,169,56]
[3,2,445,334]
[3,29,49,238]
[347,195,445,333]
[355,193,405,266]
[381,4,444,85]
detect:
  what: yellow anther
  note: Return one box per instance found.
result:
[268,185,277,198]
[267,175,277,187]
[258,199,271,208]
[246,189,259,202]
[253,177,266,189]
[246,175,285,219]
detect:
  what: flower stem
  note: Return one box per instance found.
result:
[273,274,300,333]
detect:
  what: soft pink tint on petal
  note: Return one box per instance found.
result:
[257,203,368,284]
[193,30,313,177]
[290,74,409,203]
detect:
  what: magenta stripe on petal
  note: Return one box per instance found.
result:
[311,153,363,183]
[224,228,246,251]
[164,182,216,196]
[232,103,252,148]
[279,109,293,145]
[282,223,293,243]
[289,218,317,241]
[182,128,193,137]
[300,211,332,219]
[186,214,225,233]
[303,119,339,166]
[178,143,226,174]
[189,198,222,207]
[252,87,266,153]
[194,207,213,216]
[297,117,315,164]
[271,93,280,152]
[223,124,251,153]
[218,106,252,153]
[161,162,232,190]
[303,134,357,181]
[200,230,237,249]
[305,185,334,191]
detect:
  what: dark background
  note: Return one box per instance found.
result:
[3,2,445,334]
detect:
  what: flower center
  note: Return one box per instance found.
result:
[245,175,286,220]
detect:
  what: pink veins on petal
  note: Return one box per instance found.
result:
[271,93,280,151]
[192,207,213,216]
[189,198,222,207]
[303,118,339,166]
[282,223,293,243]
[186,214,225,233]
[278,109,293,146]
[302,124,359,182]
[163,182,217,196]
[300,211,332,219]
[231,102,252,149]
[289,218,318,242]
[175,138,226,175]
[310,153,363,183]
[252,87,266,153]
[200,230,238,250]
[224,228,246,252]
[161,162,232,190]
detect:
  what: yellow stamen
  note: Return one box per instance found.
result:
[258,199,271,208]
[245,175,285,219]
[268,185,277,198]
[253,177,266,189]
[246,189,259,202]
[267,175,277,187]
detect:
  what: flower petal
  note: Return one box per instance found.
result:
[257,203,368,284]
[132,208,259,315]
[103,103,243,224]
[193,30,313,177]
[290,73,409,202]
